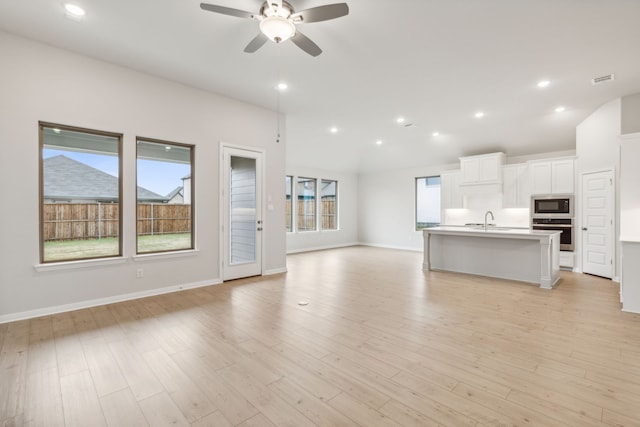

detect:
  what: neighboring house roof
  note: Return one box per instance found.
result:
[44,155,167,202]
[166,186,183,199]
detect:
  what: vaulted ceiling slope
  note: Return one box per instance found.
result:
[2,0,640,172]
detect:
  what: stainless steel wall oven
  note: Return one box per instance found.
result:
[531,217,574,251]
[531,195,575,251]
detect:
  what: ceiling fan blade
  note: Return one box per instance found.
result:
[200,3,255,19]
[291,3,349,23]
[244,33,269,53]
[291,31,322,57]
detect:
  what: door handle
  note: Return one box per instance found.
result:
[582,227,588,231]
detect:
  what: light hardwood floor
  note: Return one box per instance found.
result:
[2,246,640,426]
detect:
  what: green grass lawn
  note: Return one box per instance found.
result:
[44,233,192,262]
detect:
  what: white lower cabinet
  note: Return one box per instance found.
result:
[559,251,574,269]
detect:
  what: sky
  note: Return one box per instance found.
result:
[44,149,190,196]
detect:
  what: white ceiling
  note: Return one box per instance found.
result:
[2,0,640,172]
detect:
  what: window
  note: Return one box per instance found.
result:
[40,123,122,263]
[296,177,316,231]
[136,138,194,254]
[285,175,293,232]
[321,179,338,230]
[416,176,441,230]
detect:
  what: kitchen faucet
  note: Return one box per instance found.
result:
[484,210,495,231]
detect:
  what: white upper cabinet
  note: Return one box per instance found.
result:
[502,163,529,208]
[551,159,575,194]
[441,170,463,209]
[529,157,575,195]
[460,152,505,185]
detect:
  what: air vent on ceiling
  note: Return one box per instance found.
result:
[592,74,615,85]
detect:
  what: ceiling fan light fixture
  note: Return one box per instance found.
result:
[260,16,296,43]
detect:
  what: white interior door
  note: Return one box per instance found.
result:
[581,170,614,278]
[222,146,263,281]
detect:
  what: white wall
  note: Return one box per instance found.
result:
[358,164,457,251]
[0,33,286,322]
[576,98,621,278]
[576,99,621,175]
[286,166,358,253]
[621,93,640,135]
[620,135,640,240]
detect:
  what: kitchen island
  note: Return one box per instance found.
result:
[423,227,561,289]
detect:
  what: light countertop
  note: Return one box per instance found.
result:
[424,226,560,240]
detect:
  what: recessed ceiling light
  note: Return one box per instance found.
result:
[432,132,440,137]
[555,106,566,113]
[64,4,85,17]
[276,82,288,90]
[537,80,551,88]
[376,140,383,145]
[396,117,405,124]
[475,111,485,118]
[52,128,61,134]
[330,127,338,133]
[165,146,172,150]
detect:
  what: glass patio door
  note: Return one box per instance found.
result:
[222,146,263,280]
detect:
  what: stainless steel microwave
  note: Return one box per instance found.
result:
[531,195,574,218]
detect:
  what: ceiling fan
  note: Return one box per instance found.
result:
[200,1,349,57]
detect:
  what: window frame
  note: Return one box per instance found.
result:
[135,136,195,255]
[39,121,123,264]
[415,175,442,231]
[285,175,293,232]
[320,179,338,231]
[296,176,317,232]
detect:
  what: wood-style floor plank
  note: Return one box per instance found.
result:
[107,339,164,401]
[59,370,107,427]
[81,337,128,397]
[23,367,64,426]
[142,348,216,423]
[99,388,148,427]
[1,246,640,426]
[0,320,29,422]
[138,392,190,427]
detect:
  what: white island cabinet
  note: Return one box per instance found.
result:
[423,227,561,289]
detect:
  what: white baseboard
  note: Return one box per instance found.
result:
[0,278,222,325]
[286,242,359,254]
[359,242,423,252]
[263,267,288,275]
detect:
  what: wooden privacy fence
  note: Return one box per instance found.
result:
[137,203,191,236]
[286,198,336,231]
[43,203,191,241]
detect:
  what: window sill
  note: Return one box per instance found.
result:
[133,249,199,261]
[34,256,128,272]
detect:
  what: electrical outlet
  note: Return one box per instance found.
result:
[136,268,144,278]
